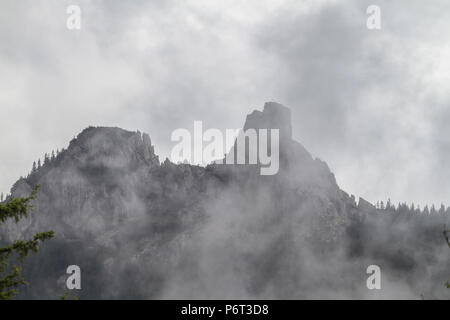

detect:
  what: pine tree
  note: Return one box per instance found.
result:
[44,153,50,165]
[430,204,437,215]
[0,193,3,202]
[32,161,37,174]
[415,204,421,214]
[51,150,56,161]
[386,198,392,210]
[445,224,450,288]
[37,159,41,169]
[0,185,54,300]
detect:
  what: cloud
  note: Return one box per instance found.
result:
[0,0,449,206]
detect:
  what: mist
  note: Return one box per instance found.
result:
[1,0,450,208]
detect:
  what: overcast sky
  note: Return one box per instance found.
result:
[1,0,449,207]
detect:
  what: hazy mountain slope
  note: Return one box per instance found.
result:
[1,102,449,299]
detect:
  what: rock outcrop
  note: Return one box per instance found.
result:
[1,102,449,299]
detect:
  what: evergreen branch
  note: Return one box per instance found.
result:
[0,185,39,224]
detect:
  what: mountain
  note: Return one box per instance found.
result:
[1,102,449,299]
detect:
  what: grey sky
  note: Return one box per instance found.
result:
[0,0,449,206]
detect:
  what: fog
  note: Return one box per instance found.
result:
[1,1,450,208]
[1,103,448,299]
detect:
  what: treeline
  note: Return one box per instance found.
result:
[0,148,67,203]
[375,199,450,216]
[28,148,65,177]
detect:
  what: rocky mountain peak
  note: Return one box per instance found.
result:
[65,126,159,168]
[4,102,448,300]
[243,102,292,141]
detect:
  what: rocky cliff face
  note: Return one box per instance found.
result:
[1,102,449,299]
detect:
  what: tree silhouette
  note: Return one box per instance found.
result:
[445,228,450,289]
[430,204,436,215]
[386,198,392,210]
[0,185,54,300]
[44,153,50,165]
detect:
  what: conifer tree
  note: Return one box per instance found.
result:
[386,198,391,210]
[430,204,436,215]
[445,227,450,288]
[0,185,54,300]
[44,153,50,165]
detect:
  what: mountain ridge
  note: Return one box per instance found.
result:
[1,102,449,299]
